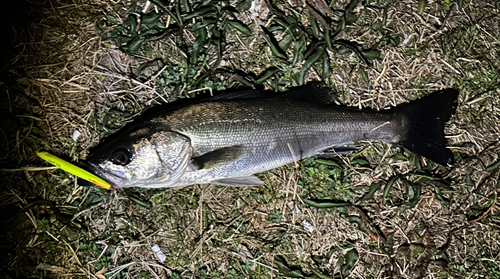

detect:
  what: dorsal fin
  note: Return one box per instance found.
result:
[210,82,335,104]
[281,82,335,104]
[209,89,266,101]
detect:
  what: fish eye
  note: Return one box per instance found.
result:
[112,148,131,166]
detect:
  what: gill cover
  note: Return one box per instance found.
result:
[93,131,192,188]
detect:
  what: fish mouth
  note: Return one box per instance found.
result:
[80,161,121,189]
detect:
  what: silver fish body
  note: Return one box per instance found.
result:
[85,86,458,188]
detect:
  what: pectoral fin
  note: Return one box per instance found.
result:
[212,175,264,187]
[192,145,245,170]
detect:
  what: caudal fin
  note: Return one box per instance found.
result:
[396,89,459,167]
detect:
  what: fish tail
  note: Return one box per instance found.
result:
[396,89,459,167]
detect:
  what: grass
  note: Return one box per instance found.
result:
[1,0,500,278]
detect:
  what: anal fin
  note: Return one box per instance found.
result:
[212,176,264,187]
[316,144,358,157]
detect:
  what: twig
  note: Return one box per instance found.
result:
[1,166,57,172]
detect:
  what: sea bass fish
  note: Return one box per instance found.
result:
[84,84,458,189]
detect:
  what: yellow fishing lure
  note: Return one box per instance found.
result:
[36,151,111,190]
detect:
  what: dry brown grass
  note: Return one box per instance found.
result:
[1,0,500,278]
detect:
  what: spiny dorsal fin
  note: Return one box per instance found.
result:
[210,90,266,101]
[210,82,335,104]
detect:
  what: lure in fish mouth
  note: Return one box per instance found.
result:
[83,84,459,189]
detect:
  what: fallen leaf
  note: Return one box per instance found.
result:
[95,267,106,279]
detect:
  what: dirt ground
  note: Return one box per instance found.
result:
[1,0,499,278]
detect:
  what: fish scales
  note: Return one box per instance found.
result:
[83,86,458,188]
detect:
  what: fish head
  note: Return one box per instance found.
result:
[85,129,192,188]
